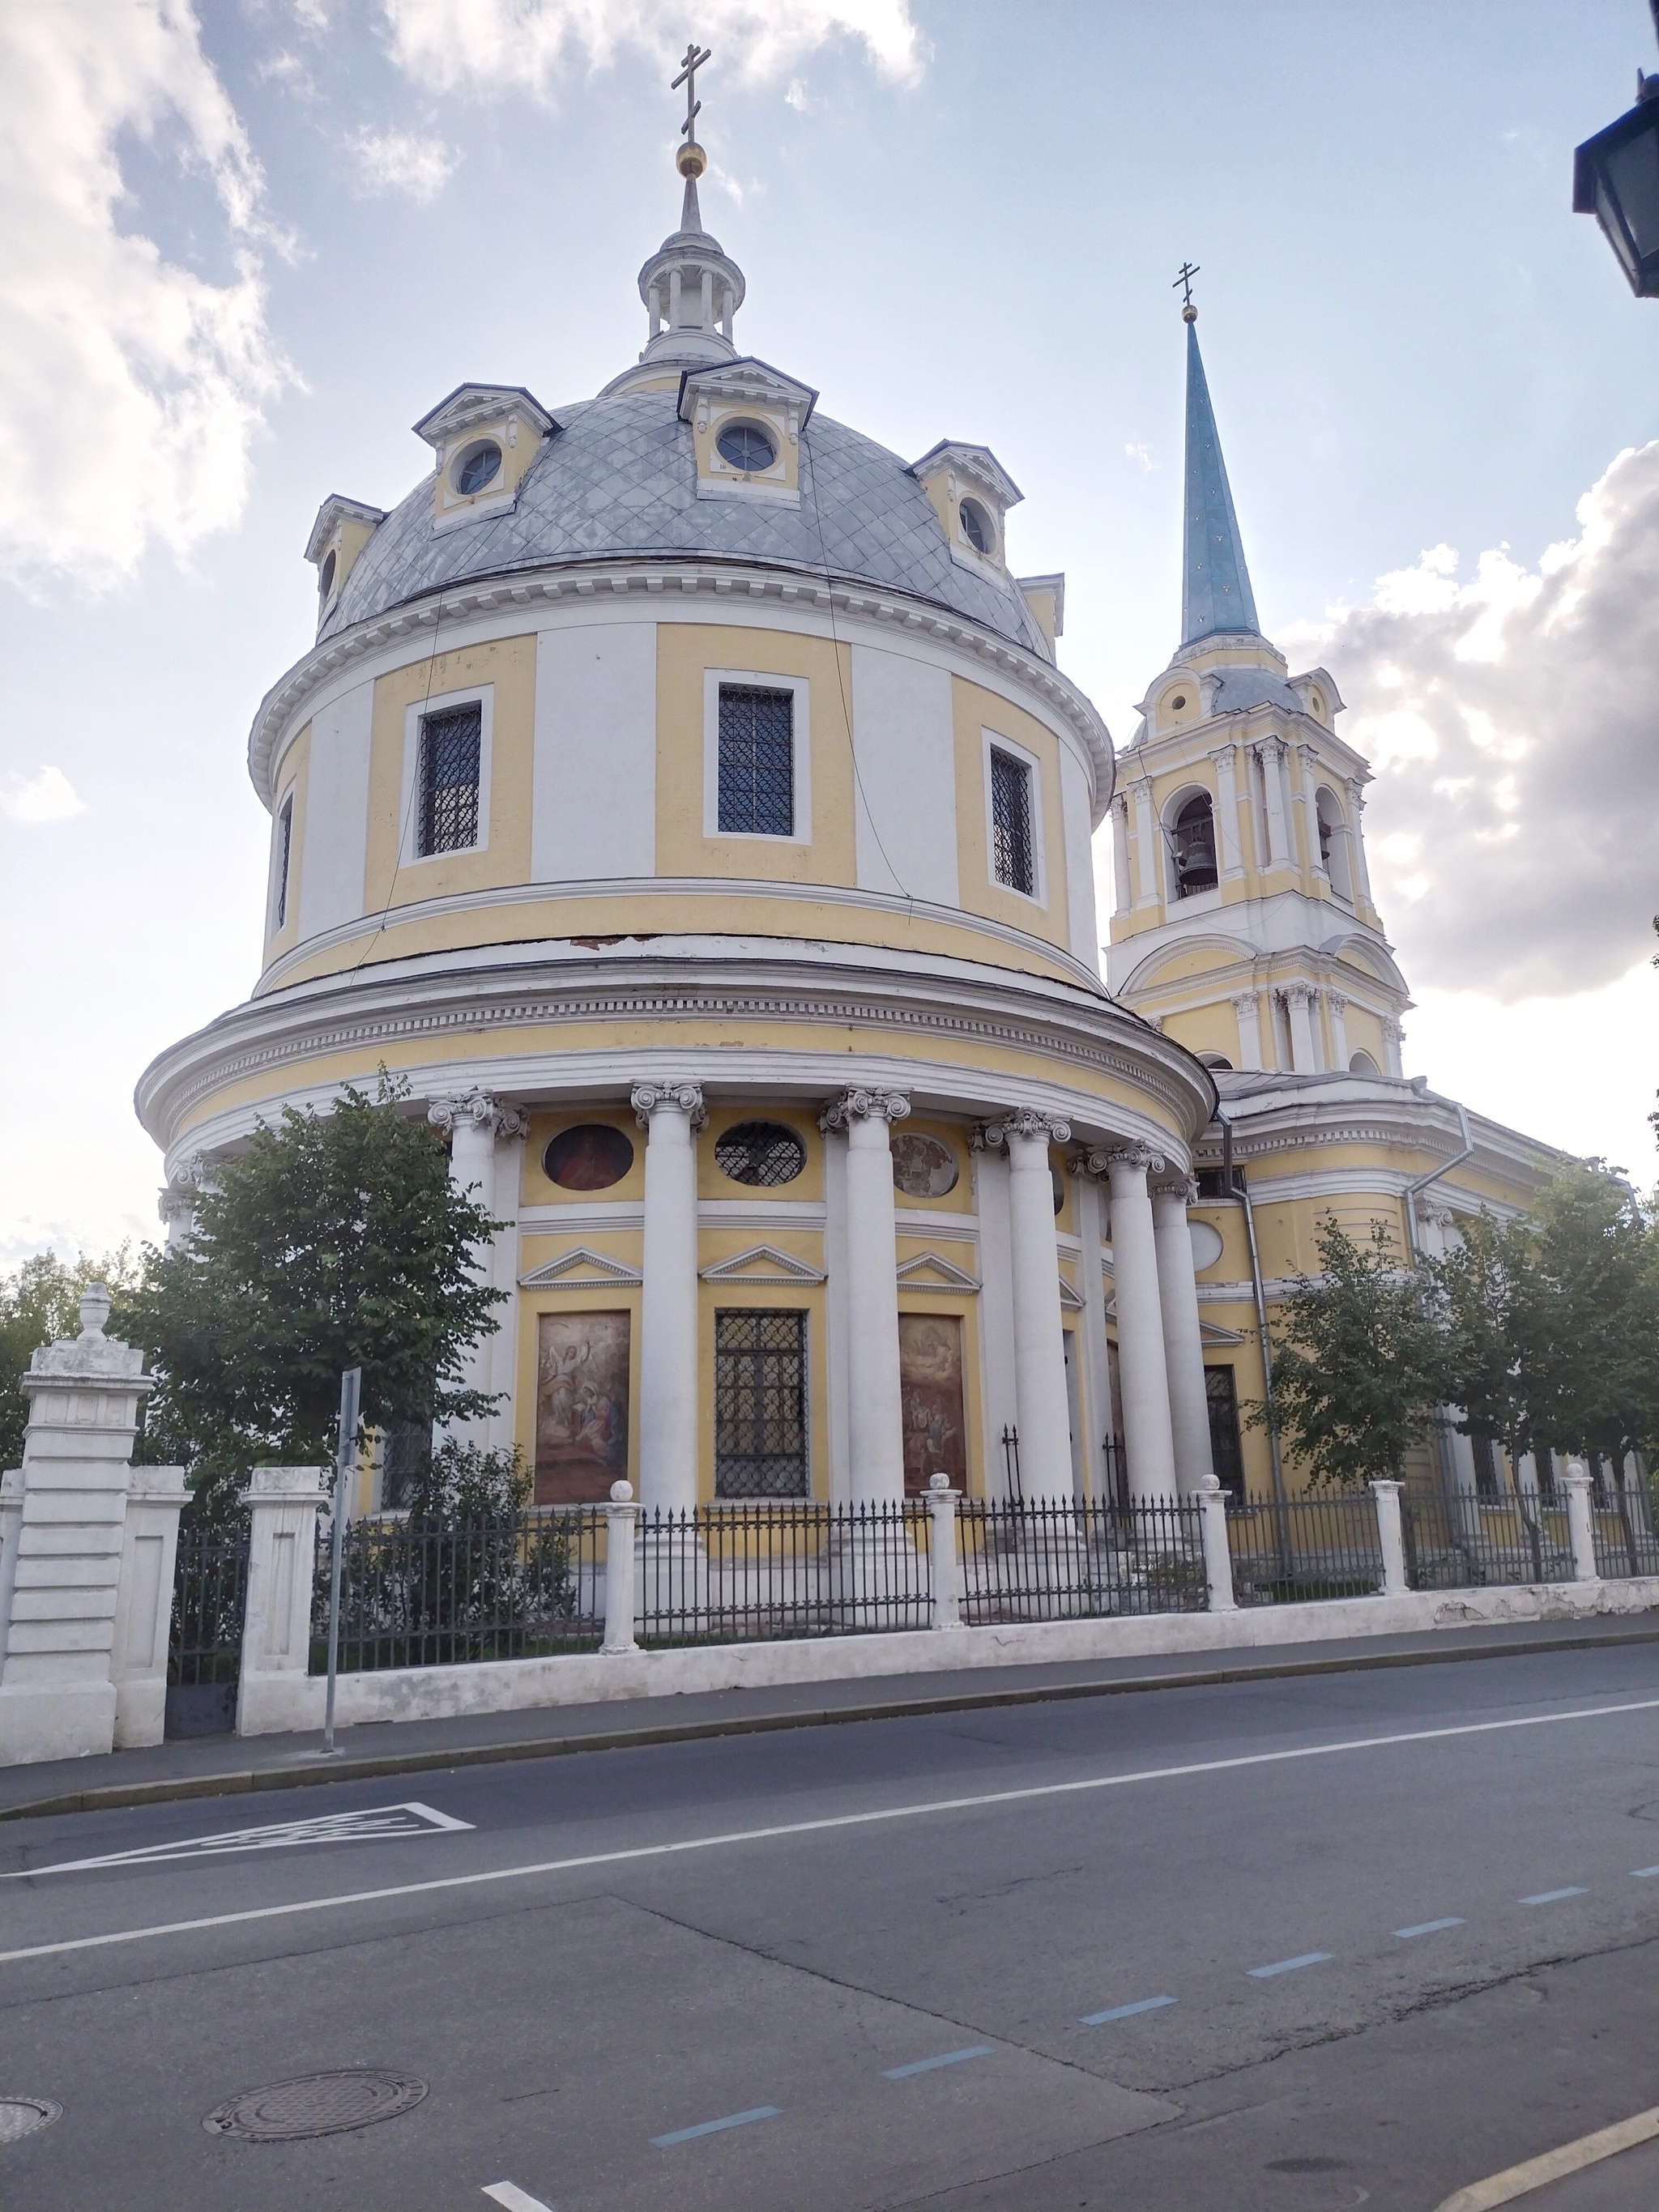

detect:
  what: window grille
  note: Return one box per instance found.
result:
[718,684,794,836]
[1472,1431,1502,1500]
[417,705,482,856]
[274,792,294,931]
[1205,1365,1247,1501]
[714,1119,807,1187]
[989,746,1034,894]
[714,1309,808,1497]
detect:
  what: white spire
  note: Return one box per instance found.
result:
[634,44,745,369]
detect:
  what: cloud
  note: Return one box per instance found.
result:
[0,767,87,825]
[378,0,925,98]
[1294,442,1659,999]
[351,125,458,201]
[0,1,294,590]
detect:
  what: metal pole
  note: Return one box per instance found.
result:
[322,1366,360,1754]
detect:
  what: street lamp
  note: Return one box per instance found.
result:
[1572,2,1659,296]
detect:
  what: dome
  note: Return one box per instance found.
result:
[320,388,1051,658]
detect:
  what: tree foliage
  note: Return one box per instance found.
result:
[1247,1218,1452,1490]
[0,1247,140,1472]
[116,1077,506,1507]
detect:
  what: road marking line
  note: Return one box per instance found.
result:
[1518,1886,1588,1904]
[1434,2103,1659,2210]
[1248,1952,1333,1978]
[651,2106,781,2147]
[882,2046,994,2078]
[1631,1865,1659,1878]
[1080,1996,1177,2025]
[1395,1918,1466,1938]
[4,1696,1653,1967]
[3,1801,472,1877]
[482,2184,556,2212]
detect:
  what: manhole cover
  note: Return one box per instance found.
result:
[0,2098,62,2146]
[203,2069,427,2142]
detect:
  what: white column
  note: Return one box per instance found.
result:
[1073,1163,1115,1501]
[1095,1146,1179,1500]
[1151,1181,1216,1494]
[1346,778,1375,906]
[110,1464,189,1748]
[630,1080,705,1511]
[157,1152,207,1249]
[601,1480,638,1652]
[820,1087,910,1502]
[1231,990,1264,1072]
[1110,795,1132,916]
[429,1090,527,1433]
[1328,992,1350,1071]
[986,1110,1073,1497]
[699,269,713,326]
[1130,777,1160,908]
[1284,984,1319,1072]
[971,1135,1020,1499]
[1382,1016,1405,1078]
[1291,741,1319,879]
[0,1286,147,1767]
[822,1120,852,1505]
[1371,1479,1409,1597]
[1561,1460,1599,1582]
[1256,739,1291,870]
[668,266,682,326]
[237,1465,328,1736]
[1208,744,1244,876]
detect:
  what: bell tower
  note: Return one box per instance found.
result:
[1105,282,1412,1081]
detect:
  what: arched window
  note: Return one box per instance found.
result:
[1198,1051,1234,1072]
[1316,786,1352,899]
[1348,1050,1380,1076]
[1171,791,1218,897]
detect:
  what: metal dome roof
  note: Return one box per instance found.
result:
[321,386,1050,654]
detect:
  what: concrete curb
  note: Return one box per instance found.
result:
[5,1621,1656,1827]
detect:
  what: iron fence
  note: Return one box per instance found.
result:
[634,1501,932,1643]
[1227,1494,1384,1605]
[1401,1487,1575,1588]
[165,1514,251,1737]
[1592,1487,1659,1579]
[312,1507,607,1673]
[956,1494,1207,1622]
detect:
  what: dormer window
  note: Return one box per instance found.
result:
[911,441,1023,578]
[452,440,502,496]
[959,497,992,554]
[305,493,386,626]
[681,359,815,508]
[318,550,336,600]
[716,420,776,472]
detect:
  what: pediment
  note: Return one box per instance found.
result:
[1057,1274,1086,1312]
[412,382,558,449]
[519,1247,642,1290]
[699,1243,826,1286]
[896,1251,980,1293]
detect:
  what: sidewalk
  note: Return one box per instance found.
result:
[3,1613,1653,1826]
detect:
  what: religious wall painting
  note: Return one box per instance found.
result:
[890,1130,960,1200]
[544,1122,635,1192]
[898,1312,968,1496]
[535,1311,631,1504]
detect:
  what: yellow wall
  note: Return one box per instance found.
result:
[952,676,1071,954]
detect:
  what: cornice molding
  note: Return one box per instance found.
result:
[246,556,1115,823]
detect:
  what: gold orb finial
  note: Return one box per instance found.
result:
[677,139,706,180]
[1182,301,1197,324]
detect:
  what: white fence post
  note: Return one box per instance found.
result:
[237,1467,328,1735]
[1371,1479,1409,1598]
[927,1473,962,1630]
[1196,1474,1235,1611]
[1561,1460,1599,1583]
[0,1286,150,1767]
[109,1465,189,1748]
[602,1481,639,1654]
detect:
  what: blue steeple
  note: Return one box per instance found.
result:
[1181,316,1260,646]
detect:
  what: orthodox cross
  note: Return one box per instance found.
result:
[1173,260,1201,312]
[673,41,712,144]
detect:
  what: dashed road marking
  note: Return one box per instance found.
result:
[482,2185,555,2212]
[1249,1952,1333,1978]
[1395,1917,1466,1938]
[652,2106,782,2147]
[1518,1886,1588,1905]
[1080,1995,1177,2025]
[882,2046,994,2079]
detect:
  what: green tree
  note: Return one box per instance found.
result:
[1247,1217,1452,1490]
[0,1247,140,1472]
[117,1076,505,1511]
[1522,1161,1659,1472]
[1428,1209,1552,1473]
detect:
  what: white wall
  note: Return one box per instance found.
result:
[531,621,657,882]
[849,645,959,907]
[299,680,373,939]
[1060,747,1100,974]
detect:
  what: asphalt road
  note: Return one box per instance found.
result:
[2,1642,1656,2211]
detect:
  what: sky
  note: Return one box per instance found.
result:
[2,0,1656,1272]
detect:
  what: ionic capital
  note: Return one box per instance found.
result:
[629,1079,708,1131]
[979,1108,1071,1152]
[1084,1141,1166,1179]
[818,1086,911,1133]
[429,1090,528,1141]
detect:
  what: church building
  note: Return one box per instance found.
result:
[136,89,1559,1517]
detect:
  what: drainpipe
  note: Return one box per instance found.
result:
[1401,1093,1474,1538]
[1218,1112,1288,1511]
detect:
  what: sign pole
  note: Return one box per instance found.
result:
[323,1366,360,1755]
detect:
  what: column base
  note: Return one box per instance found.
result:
[0,1681,117,1767]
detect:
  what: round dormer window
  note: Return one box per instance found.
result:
[716,420,776,472]
[1170,693,1188,711]
[959,497,992,554]
[318,549,336,599]
[452,439,502,496]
